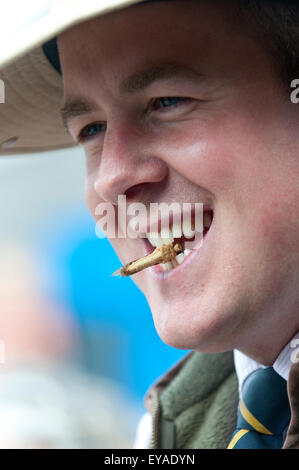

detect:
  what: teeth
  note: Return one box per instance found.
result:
[146,211,213,272]
[172,222,183,239]
[146,211,213,248]
[182,217,194,239]
[146,232,163,247]
[175,253,185,265]
[161,262,172,271]
[146,227,177,247]
[160,248,193,271]
[160,226,174,245]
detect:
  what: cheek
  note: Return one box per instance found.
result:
[158,116,240,194]
[255,198,299,259]
[242,184,299,303]
[84,182,97,221]
[84,165,104,223]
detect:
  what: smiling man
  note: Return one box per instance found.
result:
[1,0,299,450]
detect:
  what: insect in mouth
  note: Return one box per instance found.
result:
[112,242,183,277]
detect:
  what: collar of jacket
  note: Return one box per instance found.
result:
[144,350,239,449]
[145,350,299,449]
[284,359,299,449]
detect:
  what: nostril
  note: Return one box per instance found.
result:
[125,182,149,200]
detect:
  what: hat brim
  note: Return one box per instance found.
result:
[0,0,142,155]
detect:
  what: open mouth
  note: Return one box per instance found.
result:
[143,209,214,273]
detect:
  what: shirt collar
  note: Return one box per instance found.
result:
[234,331,299,395]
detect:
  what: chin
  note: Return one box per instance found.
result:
[149,298,232,353]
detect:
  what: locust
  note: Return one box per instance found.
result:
[112,242,183,277]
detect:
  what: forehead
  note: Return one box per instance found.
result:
[57,0,274,101]
[58,1,238,76]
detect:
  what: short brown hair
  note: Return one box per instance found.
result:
[232,0,299,87]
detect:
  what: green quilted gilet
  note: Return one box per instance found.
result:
[146,350,239,449]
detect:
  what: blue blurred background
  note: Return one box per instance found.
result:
[0,0,187,449]
[35,205,187,402]
[0,147,187,448]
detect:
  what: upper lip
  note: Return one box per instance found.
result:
[130,203,214,238]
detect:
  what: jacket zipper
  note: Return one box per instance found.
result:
[149,388,160,449]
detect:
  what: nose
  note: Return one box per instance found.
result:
[93,122,168,204]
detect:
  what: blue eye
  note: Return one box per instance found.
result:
[78,122,106,142]
[151,97,190,112]
[159,97,183,107]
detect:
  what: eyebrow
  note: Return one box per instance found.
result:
[61,62,202,131]
[61,98,97,131]
[119,62,202,94]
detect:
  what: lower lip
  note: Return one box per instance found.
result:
[147,224,213,281]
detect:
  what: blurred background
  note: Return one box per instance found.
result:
[0,146,187,448]
[0,1,188,448]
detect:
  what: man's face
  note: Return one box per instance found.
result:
[58,0,299,363]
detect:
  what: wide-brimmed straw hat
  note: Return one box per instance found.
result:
[0,0,147,155]
[0,0,295,156]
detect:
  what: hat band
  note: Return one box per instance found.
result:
[42,37,61,75]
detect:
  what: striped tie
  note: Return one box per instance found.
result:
[227,367,291,449]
